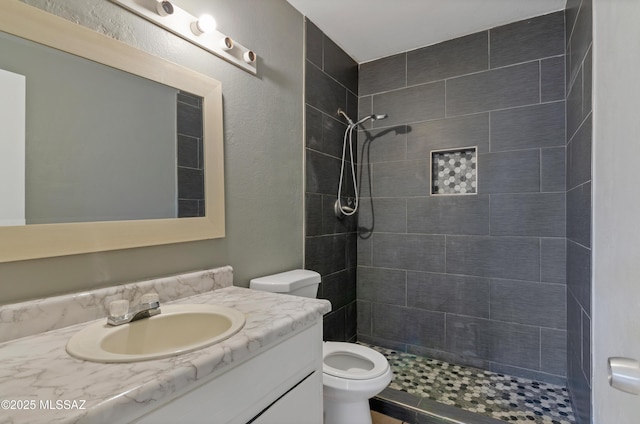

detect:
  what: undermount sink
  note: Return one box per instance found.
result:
[66,304,245,363]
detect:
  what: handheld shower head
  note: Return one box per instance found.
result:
[334,110,388,219]
[353,113,388,126]
[337,109,388,126]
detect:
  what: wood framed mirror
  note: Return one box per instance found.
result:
[0,0,225,262]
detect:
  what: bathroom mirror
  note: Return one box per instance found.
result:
[0,0,225,262]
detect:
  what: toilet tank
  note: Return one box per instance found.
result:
[249,269,321,298]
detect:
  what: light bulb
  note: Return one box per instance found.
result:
[220,36,234,51]
[155,1,174,17]
[191,14,217,35]
[243,50,256,63]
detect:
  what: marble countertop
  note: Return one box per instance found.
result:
[0,286,331,424]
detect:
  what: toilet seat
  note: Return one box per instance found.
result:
[323,342,389,380]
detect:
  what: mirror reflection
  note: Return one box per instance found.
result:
[0,31,204,226]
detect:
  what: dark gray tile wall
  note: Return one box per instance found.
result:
[407,32,488,86]
[304,20,359,342]
[489,12,565,68]
[407,196,490,235]
[177,91,204,217]
[565,0,592,422]
[446,61,540,116]
[490,102,565,152]
[357,12,567,384]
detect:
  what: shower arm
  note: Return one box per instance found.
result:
[337,108,354,126]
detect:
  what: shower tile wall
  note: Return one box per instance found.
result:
[565,0,592,423]
[357,12,568,384]
[304,20,359,341]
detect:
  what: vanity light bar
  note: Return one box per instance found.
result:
[109,0,257,75]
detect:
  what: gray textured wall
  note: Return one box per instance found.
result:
[0,0,304,304]
[357,12,568,384]
[565,0,593,422]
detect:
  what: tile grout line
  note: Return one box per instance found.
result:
[539,59,542,103]
[539,326,543,372]
[487,29,491,69]
[444,78,448,118]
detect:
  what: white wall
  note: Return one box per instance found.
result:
[0,68,25,226]
[593,0,640,422]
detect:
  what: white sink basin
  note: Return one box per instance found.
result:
[66,304,245,363]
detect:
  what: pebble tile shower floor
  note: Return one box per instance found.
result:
[367,344,576,424]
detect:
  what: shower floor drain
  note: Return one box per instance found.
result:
[364,344,576,424]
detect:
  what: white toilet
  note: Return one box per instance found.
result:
[250,269,392,424]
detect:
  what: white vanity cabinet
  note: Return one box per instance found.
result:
[132,321,323,424]
[250,370,322,424]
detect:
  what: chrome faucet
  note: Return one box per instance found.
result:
[107,293,161,326]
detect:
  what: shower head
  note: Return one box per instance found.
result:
[337,109,388,127]
[353,113,388,126]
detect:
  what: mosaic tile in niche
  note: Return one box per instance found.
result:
[431,148,477,195]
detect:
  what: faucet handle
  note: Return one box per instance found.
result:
[109,299,130,317]
[140,292,159,305]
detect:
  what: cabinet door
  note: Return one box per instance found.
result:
[251,371,323,424]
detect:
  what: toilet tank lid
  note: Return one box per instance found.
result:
[249,269,321,292]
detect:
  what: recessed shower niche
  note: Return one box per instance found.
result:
[430,147,477,195]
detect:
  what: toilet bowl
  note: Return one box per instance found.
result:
[323,341,392,424]
[249,270,392,424]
